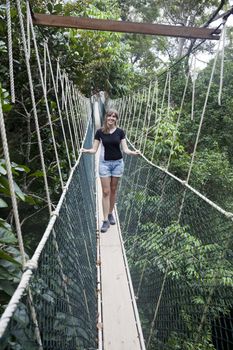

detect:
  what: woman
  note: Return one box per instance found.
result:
[82,109,139,232]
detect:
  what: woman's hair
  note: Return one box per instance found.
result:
[102,109,119,134]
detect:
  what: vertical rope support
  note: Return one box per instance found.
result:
[43,41,47,96]
[151,72,169,161]
[186,34,222,185]
[66,78,80,155]
[123,95,129,132]
[121,96,128,130]
[73,86,83,142]
[129,93,140,141]
[139,82,152,151]
[191,77,196,121]
[46,48,72,169]
[63,73,77,160]
[70,82,81,151]
[26,1,31,59]
[16,0,52,214]
[0,98,26,263]
[143,81,157,154]
[134,89,145,146]
[147,37,223,349]
[218,22,226,106]
[167,71,171,120]
[6,0,15,103]
[166,71,190,170]
[125,95,134,134]
[28,12,64,189]
[56,59,59,92]
[190,56,197,121]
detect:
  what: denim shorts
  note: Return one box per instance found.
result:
[99,159,124,177]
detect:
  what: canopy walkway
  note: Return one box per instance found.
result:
[0,2,233,350]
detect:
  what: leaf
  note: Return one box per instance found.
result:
[47,2,53,13]
[0,279,16,296]
[0,265,13,279]
[2,103,12,112]
[0,250,21,265]
[13,181,25,201]
[12,164,30,173]
[30,170,44,178]
[0,164,7,175]
[0,176,26,201]
[24,195,37,205]
[0,225,17,244]
[0,198,8,207]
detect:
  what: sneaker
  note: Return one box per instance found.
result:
[108,213,116,225]
[101,220,110,233]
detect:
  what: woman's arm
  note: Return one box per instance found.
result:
[81,140,100,154]
[121,139,140,156]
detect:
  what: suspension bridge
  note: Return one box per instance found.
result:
[0,1,233,349]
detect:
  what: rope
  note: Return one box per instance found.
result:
[129,94,139,141]
[63,72,77,160]
[134,89,145,146]
[190,55,198,121]
[67,78,80,153]
[43,41,47,95]
[151,71,169,161]
[166,70,190,170]
[186,29,223,184]
[127,138,233,222]
[46,48,72,169]
[0,117,92,339]
[28,12,64,189]
[142,82,157,154]
[26,1,31,59]
[0,95,26,264]
[6,0,15,103]
[139,37,228,343]
[16,0,52,214]
[218,21,226,106]
[139,82,152,151]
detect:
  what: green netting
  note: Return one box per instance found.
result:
[0,121,97,350]
[117,154,233,350]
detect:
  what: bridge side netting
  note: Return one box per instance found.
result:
[117,154,233,350]
[0,121,97,350]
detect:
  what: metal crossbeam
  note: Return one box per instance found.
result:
[32,14,220,40]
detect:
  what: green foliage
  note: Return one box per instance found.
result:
[0,84,12,113]
[0,219,23,311]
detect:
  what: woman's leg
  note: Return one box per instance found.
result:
[100,177,111,221]
[109,176,120,213]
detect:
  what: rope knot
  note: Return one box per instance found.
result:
[51,210,59,217]
[181,180,187,186]
[24,259,38,272]
[226,212,233,219]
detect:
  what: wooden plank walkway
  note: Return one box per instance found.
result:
[96,165,144,350]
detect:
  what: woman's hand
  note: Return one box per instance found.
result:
[80,148,88,153]
[128,149,141,156]
[121,139,141,156]
[80,148,94,154]
[80,140,100,154]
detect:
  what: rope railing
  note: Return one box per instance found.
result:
[108,21,233,349]
[0,1,97,348]
[116,147,233,350]
[0,117,97,349]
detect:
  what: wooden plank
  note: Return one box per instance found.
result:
[32,14,220,40]
[95,144,144,349]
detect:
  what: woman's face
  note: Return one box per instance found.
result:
[106,112,117,127]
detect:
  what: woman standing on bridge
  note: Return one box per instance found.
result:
[82,109,139,233]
